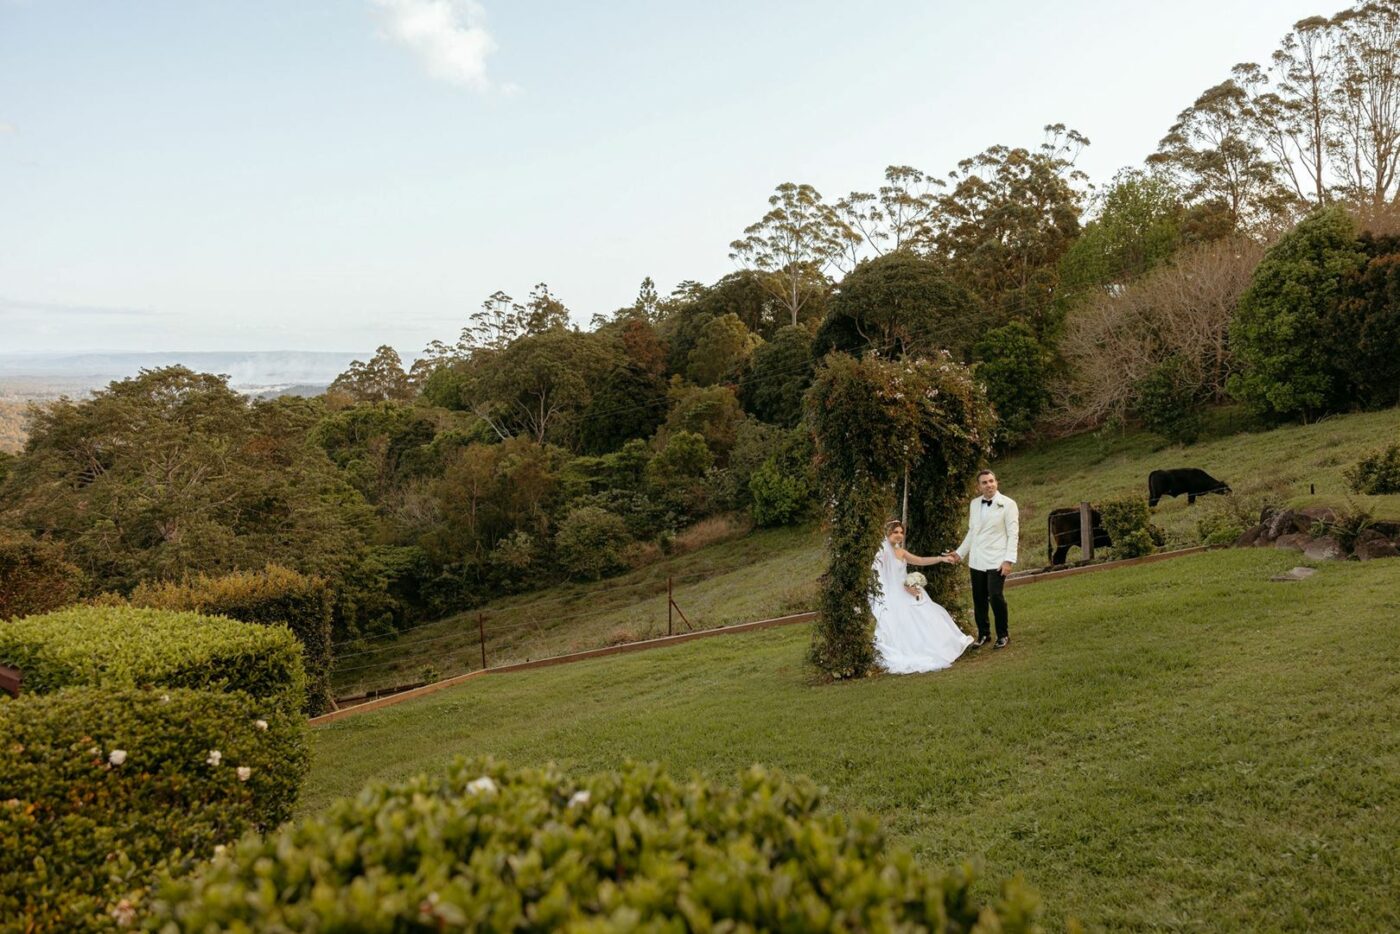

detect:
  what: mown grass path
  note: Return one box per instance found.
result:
[308,549,1400,931]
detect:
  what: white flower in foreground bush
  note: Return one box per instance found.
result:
[160,694,171,703]
[569,790,591,808]
[108,749,127,766]
[110,898,136,927]
[254,719,268,731]
[466,776,497,795]
[206,750,222,767]
[237,766,252,782]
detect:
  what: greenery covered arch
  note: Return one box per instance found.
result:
[806,352,994,678]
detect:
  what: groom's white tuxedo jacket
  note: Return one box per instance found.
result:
[955,491,1019,572]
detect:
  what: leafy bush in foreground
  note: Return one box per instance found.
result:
[0,605,306,717]
[0,687,306,933]
[148,759,1042,931]
[0,534,84,621]
[1345,441,1400,495]
[1100,496,1164,558]
[127,566,334,715]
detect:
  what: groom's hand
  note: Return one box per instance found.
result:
[999,561,1013,577]
[943,551,960,564]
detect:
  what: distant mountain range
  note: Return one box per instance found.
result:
[0,351,367,400]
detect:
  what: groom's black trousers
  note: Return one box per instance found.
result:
[970,568,1008,640]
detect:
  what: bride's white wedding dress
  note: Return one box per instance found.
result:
[870,541,973,674]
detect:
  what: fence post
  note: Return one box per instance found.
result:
[1079,501,1095,562]
[667,577,673,636]
[478,613,487,670]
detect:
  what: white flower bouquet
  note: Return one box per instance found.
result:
[903,572,927,588]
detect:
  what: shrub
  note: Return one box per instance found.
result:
[146,759,1041,931]
[1345,441,1400,495]
[1134,355,1206,445]
[554,506,632,581]
[1195,494,1268,546]
[0,687,306,933]
[127,566,334,716]
[750,459,811,526]
[0,534,84,621]
[1100,496,1163,558]
[974,320,1051,447]
[0,605,307,717]
[1228,206,1366,421]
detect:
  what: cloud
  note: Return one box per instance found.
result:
[370,0,509,92]
[0,297,163,318]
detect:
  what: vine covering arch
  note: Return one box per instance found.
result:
[805,352,995,678]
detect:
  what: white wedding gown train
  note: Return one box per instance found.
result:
[870,542,973,674]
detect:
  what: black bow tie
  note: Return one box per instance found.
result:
[982,498,994,506]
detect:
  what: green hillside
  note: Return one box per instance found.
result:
[333,407,1400,696]
[308,549,1400,931]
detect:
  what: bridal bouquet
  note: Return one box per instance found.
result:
[903,572,927,588]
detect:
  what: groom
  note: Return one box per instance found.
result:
[948,469,1019,649]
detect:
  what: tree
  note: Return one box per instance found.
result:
[523,282,571,333]
[464,290,528,352]
[686,313,761,386]
[739,325,815,427]
[1263,17,1336,204]
[465,329,617,447]
[1059,238,1264,428]
[834,165,944,263]
[925,126,1089,333]
[327,345,415,403]
[660,383,745,463]
[973,322,1050,447]
[0,368,374,603]
[814,252,985,362]
[1149,78,1298,231]
[1229,206,1366,420]
[1056,170,1185,308]
[575,364,667,455]
[729,182,854,326]
[1328,1,1400,205]
[554,506,632,581]
[1328,230,1400,408]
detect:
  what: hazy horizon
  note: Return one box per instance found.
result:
[3,0,1325,354]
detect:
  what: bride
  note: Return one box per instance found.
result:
[872,519,973,674]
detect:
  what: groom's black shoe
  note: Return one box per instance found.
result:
[994,637,1009,649]
[971,635,990,648]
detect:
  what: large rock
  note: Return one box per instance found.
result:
[1303,536,1345,561]
[1274,532,1311,551]
[1235,524,1266,548]
[1266,509,1307,541]
[1259,505,1279,525]
[1298,506,1339,526]
[1353,532,1399,561]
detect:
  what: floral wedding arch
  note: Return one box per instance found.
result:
[805,352,994,679]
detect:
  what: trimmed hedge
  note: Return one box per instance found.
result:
[0,605,307,717]
[0,687,307,933]
[148,759,1042,931]
[0,534,83,621]
[128,566,334,715]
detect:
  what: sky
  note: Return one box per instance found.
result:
[1,0,1327,355]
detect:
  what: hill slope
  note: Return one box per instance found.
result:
[334,407,1400,695]
[309,549,1400,931]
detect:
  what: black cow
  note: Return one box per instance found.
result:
[1148,468,1231,508]
[1047,507,1113,565]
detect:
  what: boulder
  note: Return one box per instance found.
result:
[1273,532,1310,551]
[1235,524,1266,548]
[1266,509,1306,541]
[1259,505,1280,525]
[1271,566,1318,582]
[1298,506,1339,526]
[1353,535,1400,562]
[1302,536,1345,561]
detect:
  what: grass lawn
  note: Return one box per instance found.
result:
[308,549,1400,931]
[333,407,1400,696]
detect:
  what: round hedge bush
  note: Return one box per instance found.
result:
[147,759,1041,931]
[0,605,307,716]
[0,687,307,933]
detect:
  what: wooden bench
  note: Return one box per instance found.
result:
[0,664,21,698]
